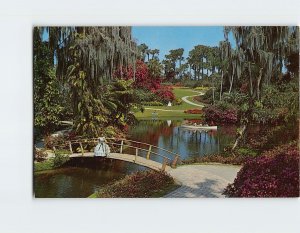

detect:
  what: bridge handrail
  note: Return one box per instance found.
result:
[53,137,181,168]
[59,139,173,162]
[65,137,181,159]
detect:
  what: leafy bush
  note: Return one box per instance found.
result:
[53,151,70,167]
[135,89,158,102]
[184,109,202,114]
[34,159,55,172]
[203,103,237,124]
[235,147,258,157]
[223,144,299,197]
[96,170,176,198]
[173,98,183,105]
[142,101,163,106]
[153,85,175,103]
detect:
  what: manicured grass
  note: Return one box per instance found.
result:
[134,87,204,119]
[34,159,55,172]
[135,109,202,119]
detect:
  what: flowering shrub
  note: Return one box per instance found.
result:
[223,143,299,197]
[203,104,237,124]
[153,85,175,103]
[115,60,175,103]
[184,109,202,114]
[96,170,176,198]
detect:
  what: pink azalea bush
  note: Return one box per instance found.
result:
[203,103,237,124]
[223,143,299,197]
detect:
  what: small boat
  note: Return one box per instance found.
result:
[181,125,218,130]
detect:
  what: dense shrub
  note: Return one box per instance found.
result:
[223,144,299,197]
[53,151,70,167]
[153,85,175,103]
[96,170,176,198]
[203,102,237,124]
[173,98,183,105]
[184,109,202,114]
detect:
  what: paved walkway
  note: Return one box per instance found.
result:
[181,91,205,108]
[165,164,241,198]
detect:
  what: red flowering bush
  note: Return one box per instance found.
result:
[223,143,299,197]
[184,109,202,114]
[153,85,175,103]
[203,104,237,124]
[115,60,161,90]
[115,60,175,103]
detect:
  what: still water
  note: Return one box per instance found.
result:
[128,120,236,160]
[34,158,146,198]
[34,119,236,198]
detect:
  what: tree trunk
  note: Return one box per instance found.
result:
[257,68,263,100]
[232,123,247,151]
[220,70,223,100]
[212,76,215,105]
[229,68,234,94]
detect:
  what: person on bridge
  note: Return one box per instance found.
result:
[94,137,110,157]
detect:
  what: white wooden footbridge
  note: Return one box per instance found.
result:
[53,138,181,171]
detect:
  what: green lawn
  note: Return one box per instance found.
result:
[134,87,204,119]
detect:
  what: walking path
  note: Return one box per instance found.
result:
[165,164,241,198]
[145,107,183,112]
[181,91,205,108]
[145,91,205,112]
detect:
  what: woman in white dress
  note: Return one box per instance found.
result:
[94,137,110,157]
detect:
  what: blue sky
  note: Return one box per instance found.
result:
[132,26,233,61]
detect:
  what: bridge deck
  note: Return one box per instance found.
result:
[69,152,172,172]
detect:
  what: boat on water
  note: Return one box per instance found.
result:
[180,125,218,130]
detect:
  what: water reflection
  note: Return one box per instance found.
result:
[34,158,146,198]
[128,120,236,160]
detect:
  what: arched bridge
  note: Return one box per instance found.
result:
[53,138,181,171]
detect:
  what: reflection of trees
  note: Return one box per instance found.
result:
[128,120,237,159]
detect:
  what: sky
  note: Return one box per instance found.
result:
[132,26,233,61]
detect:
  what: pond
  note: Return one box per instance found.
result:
[34,158,146,198]
[34,119,236,198]
[128,119,236,160]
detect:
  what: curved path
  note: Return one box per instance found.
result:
[181,91,205,108]
[165,164,241,198]
[144,91,205,112]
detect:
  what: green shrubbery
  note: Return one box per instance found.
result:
[34,150,70,172]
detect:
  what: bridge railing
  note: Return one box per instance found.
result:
[53,137,181,169]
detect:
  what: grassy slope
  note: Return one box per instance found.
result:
[134,87,203,119]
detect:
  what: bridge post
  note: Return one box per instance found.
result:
[146,145,152,160]
[120,140,124,154]
[171,155,179,168]
[161,158,167,171]
[135,148,138,162]
[69,142,73,154]
[79,142,84,156]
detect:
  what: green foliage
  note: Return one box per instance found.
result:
[53,151,70,168]
[34,160,55,172]
[33,29,64,134]
[236,147,258,157]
